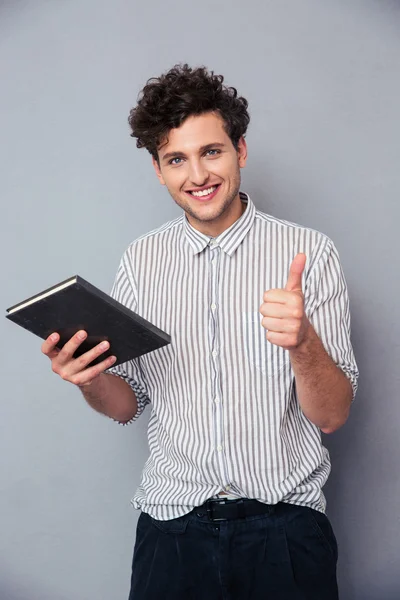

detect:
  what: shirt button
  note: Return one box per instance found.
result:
[212,350,218,358]
[215,397,220,404]
[217,445,223,452]
[211,303,217,310]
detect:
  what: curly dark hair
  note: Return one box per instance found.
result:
[128,64,250,161]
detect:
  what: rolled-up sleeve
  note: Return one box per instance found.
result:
[306,239,359,400]
[105,249,151,423]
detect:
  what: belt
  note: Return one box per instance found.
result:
[194,498,274,522]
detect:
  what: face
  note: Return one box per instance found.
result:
[152,112,247,237]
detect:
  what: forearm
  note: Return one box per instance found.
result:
[289,324,353,434]
[79,373,138,423]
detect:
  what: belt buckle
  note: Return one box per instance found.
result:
[206,498,228,522]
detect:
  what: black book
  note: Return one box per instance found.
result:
[5,275,171,367]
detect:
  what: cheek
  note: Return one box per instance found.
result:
[163,170,187,190]
[202,164,228,185]
[217,156,240,178]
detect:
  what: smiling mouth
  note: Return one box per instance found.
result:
[185,184,221,200]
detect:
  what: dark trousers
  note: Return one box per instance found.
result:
[128,501,339,600]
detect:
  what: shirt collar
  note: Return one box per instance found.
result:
[183,192,256,257]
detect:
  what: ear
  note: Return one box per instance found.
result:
[237,136,248,168]
[152,156,166,185]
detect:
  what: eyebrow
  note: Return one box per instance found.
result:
[161,142,226,163]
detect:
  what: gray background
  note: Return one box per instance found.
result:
[1,1,399,598]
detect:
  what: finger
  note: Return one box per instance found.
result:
[262,317,300,334]
[68,339,113,376]
[47,347,60,360]
[260,302,300,319]
[263,289,289,304]
[71,355,117,387]
[263,289,300,305]
[285,253,306,292]
[41,332,61,359]
[57,330,89,364]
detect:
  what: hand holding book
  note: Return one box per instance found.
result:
[6,276,170,420]
[41,329,117,387]
[6,274,171,373]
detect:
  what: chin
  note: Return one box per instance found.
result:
[190,205,226,223]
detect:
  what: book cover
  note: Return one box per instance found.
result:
[5,275,171,367]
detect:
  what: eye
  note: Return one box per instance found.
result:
[205,149,221,157]
[169,157,183,165]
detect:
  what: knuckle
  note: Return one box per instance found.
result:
[291,321,299,333]
[293,308,303,319]
[290,294,301,307]
[76,355,87,369]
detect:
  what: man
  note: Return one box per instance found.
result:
[42,64,358,599]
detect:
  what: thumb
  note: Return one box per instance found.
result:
[285,253,307,292]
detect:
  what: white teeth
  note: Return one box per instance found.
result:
[191,186,217,197]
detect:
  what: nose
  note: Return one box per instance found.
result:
[188,159,209,187]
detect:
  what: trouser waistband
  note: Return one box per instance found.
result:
[194,497,275,521]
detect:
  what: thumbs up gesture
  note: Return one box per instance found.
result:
[259,253,310,350]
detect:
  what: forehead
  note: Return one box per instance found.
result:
[160,112,229,152]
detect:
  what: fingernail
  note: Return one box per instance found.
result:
[77,331,86,340]
[51,333,58,341]
[100,341,109,350]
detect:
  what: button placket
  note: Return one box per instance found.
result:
[208,245,226,472]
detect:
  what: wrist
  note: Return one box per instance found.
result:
[78,372,104,392]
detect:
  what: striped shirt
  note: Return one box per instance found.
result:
[107,192,358,520]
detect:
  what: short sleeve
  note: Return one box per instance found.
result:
[305,239,359,400]
[105,249,151,423]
